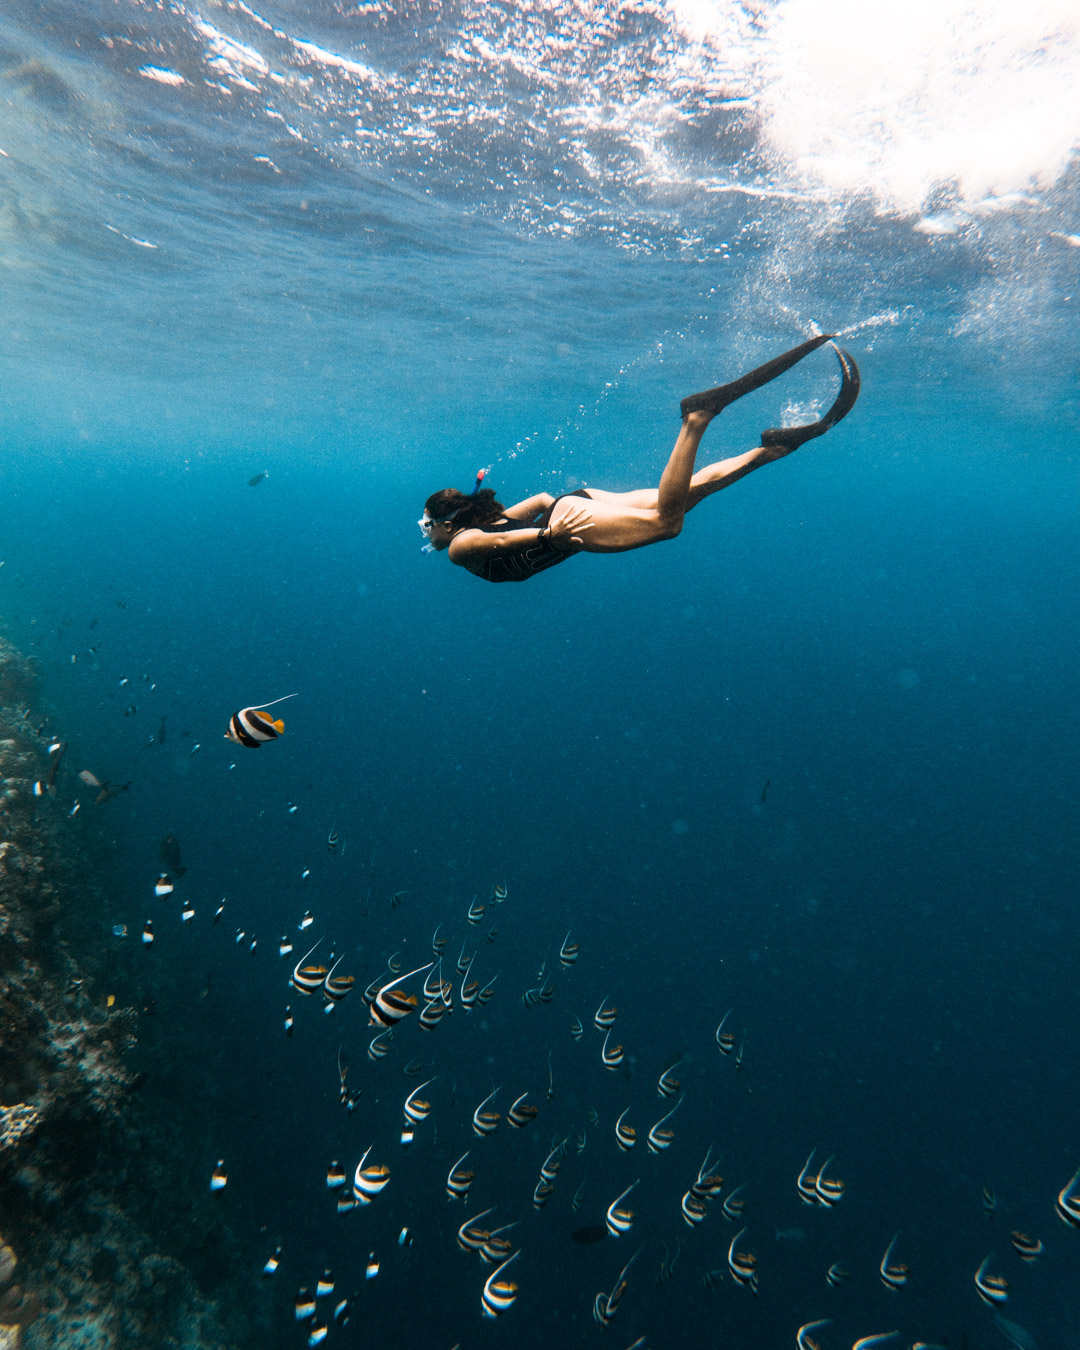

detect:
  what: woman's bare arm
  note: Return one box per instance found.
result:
[500,493,555,521]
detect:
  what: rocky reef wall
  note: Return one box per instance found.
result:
[0,635,263,1349]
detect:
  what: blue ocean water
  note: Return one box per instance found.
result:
[1,0,1078,1346]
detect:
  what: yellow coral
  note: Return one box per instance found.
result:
[0,1104,40,1150]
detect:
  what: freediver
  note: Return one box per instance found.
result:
[419,335,859,584]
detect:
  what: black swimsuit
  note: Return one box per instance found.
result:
[469,490,592,584]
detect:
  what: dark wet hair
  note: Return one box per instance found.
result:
[424,487,504,530]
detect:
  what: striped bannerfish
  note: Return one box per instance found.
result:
[352,1147,390,1204]
[605,1180,639,1236]
[879,1233,908,1290]
[446,1151,475,1200]
[481,1251,520,1318]
[225,694,297,747]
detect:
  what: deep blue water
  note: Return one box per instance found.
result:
[1,1,1078,1346]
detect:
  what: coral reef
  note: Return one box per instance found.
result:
[0,634,261,1349]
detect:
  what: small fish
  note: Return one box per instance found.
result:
[601,1029,624,1071]
[234,928,246,944]
[480,1224,517,1265]
[291,941,327,995]
[391,889,408,909]
[592,1252,638,1326]
[279,936,294,957]
[472,1087,501,1137]
[814,1156,845,1206]
[214,900,225,923]
[478,975,499,1006]
[691,1148,724,1203]
[418,999,445,1031]
[569,1015,583,1041]
[735,1038,745,1070]
[547,1051,555,1101]
[797,1150,820,1205]
[647,1098,682,1154]
[487,925,498,944]
[352,1147,390,1204]
[605,1180,639,1236]
[295,1289,315,1321]
[540,1142,564,1184]
[431,924,446,955]
[572,1181,586,1214]
[574,1131,586,1155]
[456,944,473,975]
[335,1194,356,1213]
[326,1162,346,1190]
[615,1109,636,1152]
[403,1079,435,1125]
[533,1180,555,1209]
[68,800,81,818]
[559,931,580,967]
[299,911,314,930]
[825,1261,849,1286]
[155,874,174,897]
[181,903,195,922]
[333,1297,352,1325]
[78,771,132,805]
[1055,1162,1080,1227]
[370,962,433,1030]
[367,1028,393,1061]
[851,1336,899,1350]
[327,824,339,852]
[722,1184,747,1221]
[142,920,154,945]
[657,1057,683,1098]
[315,1271,335,1298]
[466,895,485,925]
[322,957,356,1003]
[159,834,187,878]
[446,1150,475,1200]
[594,998,618,1031]
[398,1227,412,1248]
[727,1228,758,1293]
[112,923,127,938]
[248,471,268,486]
[507,1093,538,1128]
[795,1321,831,1350]
[490,881,508,903]
[403,1057,424,1078]
[225,693,297,748]
[587,1106,600,1126]
[262,1248,281,1276]
[209,1160,227,1192]
[974,1254,1009,1306]
[457,1207,495,1252]
[983,1187,997,1218]
[879,1232,908,1290]
[1010,1231,1043,1262]
[308,1324,328,1348]
[284,1007,293,1036]
[480,1251,520,1318]
[715,1009,735,1054]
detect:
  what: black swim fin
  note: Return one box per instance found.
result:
[680,333,834,419]
[760,345,860,452]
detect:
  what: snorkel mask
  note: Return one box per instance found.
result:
[419,468,489,553]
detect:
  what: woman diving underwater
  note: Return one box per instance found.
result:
[419,334,860,584]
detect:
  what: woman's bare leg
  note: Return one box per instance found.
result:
[582,439,785,516]
[549,411,713,551]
